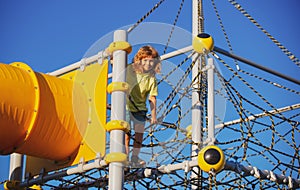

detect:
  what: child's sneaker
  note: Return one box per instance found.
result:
[131,155,146,167]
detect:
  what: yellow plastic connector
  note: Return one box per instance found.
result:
[105,152,127,164]
[185,125,192,138]
[105,120,130,133]
[198,145,225,173]
[29,185,42,190]
[107,41,132,54]
[107,82,129,94]
[192,33,214,54]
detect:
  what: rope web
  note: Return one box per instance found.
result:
[11,0,299,189]
[118,50,299,189]
[122,0,300,189]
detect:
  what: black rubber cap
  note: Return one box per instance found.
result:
[204,148,221,165]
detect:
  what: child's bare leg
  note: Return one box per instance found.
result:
[132,123,145,157]
[125,133,130,155]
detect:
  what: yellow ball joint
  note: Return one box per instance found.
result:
[198,145,225,173]
[192,33,214,54]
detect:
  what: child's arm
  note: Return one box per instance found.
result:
[149,96,157,124]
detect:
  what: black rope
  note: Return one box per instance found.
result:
[163,0,185,54]
[127,0,167,33]
[228,0,300,67]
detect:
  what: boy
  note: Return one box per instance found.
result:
[125,45,161,166]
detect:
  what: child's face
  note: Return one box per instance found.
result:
[141,56,155,73]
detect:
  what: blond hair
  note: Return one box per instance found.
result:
[132,45,161,76]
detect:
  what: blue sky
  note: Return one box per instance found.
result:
[0,0,299,187]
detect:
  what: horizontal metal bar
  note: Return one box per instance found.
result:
[225,161,300,189]
[48,51,107,76]
[160,45,193,60]
[214,46,300,85]
[48,45,193,78]
[215,103,300,129]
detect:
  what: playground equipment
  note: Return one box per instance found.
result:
[1,0,300,189]
[0,60,108,175]
[0,62,83,160]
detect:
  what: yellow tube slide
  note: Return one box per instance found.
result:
[0,62,87,161]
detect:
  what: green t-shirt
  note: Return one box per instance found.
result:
[126,64,158,112]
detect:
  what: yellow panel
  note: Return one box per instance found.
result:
[0,60,108,175]
[71,61,108,162]
[25,61,108,175]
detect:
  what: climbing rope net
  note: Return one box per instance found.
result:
[8,0,299,189]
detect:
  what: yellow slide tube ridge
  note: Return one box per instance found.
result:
[0,62,87,161]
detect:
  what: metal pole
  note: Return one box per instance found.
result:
[108,30,128,190]
[160,45,193,61]
[207,58,215,145]
[215,103,300,129]
[191,0,203,188]
[224,161,300,188]
[191,0,201,156]
[9,153,23,181]
[213,46,300,85]
[48,50,108,77]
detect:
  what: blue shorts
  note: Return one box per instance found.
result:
[126,110,147,129]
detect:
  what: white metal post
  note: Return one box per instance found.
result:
[108,30,128,190]
[207,57,215,145]
[9,153,23,181]
[191,0,202,157]
[191,0,204,188]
